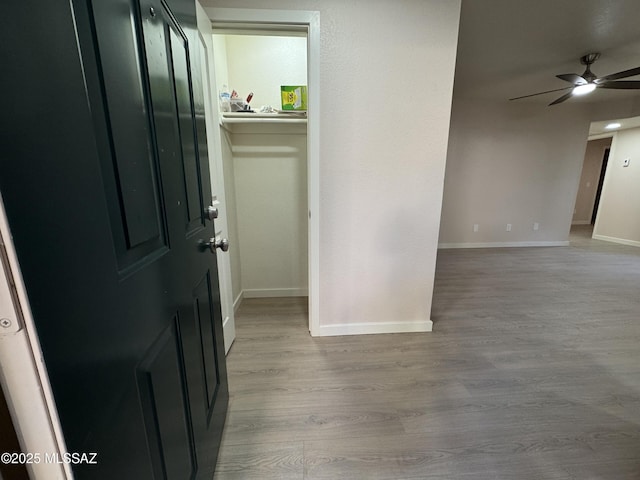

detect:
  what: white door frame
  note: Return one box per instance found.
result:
[202,7,321,336]
[0,194,70,480]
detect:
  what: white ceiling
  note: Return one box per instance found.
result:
[589,115,640,136]
[454,0,640,106]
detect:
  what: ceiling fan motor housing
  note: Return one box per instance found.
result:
[580,53,600,82]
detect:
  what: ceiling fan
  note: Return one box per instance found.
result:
[510,53,640,106]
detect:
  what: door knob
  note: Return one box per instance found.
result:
[206,205,219,220]
[203,236,229,253]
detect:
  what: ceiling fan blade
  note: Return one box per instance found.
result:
[509,86,572,101]
[597,80,640,89]
[556,74,587,85]
[549,91,574,106]
[596,66,640,82]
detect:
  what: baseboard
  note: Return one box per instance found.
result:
[438,241,570,249]
[592,234,640,248]
[572,220,591,225]
[316,319,433,337]
[243,288,309,298]
[233,291,244,313]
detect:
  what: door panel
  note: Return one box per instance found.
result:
[91,1,163,248]
[90,0,169,272]
[0,0,228,478]
[168,24,205,234]
[137,318,196,480]
[193,272,221,413]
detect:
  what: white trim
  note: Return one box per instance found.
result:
[571,220,591,225]
[592,234,640,248]
[592,133,617,235]
[317,320,433,337]
[203,7,321,338]
[243,288,308,298]
[588,132,615,141]
[438,241,570,249]
[233,291,244,313]
[307,12,321,337]
[0,194,70,480]
[206,7,313,26]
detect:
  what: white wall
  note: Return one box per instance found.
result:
[572,137,611,225]
[212,33,229,98]
[218,126,308,303]
[593,128,640,246]
[204,0,462,335]
[438,94,640,250]
[221,34,307,110]
[230,126,308,297]
[439,98,593,247]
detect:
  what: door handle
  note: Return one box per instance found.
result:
[206,205,219,221]
[202,236,229,253]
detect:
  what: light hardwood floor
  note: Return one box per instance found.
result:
[213,226,640,479]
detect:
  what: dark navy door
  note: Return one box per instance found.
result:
[0,0,228,478]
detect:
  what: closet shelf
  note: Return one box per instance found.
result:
[219,112,307,134]
[221,112,306,121]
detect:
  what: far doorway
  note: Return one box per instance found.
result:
[591,147,610,225]
[572,137,612,227]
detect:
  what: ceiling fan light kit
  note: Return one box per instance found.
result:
[509,53,640,106]
[573,83,596,95]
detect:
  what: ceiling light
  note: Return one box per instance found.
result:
[573,84,596,96]
[605,122,621,130]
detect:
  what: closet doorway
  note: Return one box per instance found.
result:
[201,7,320,338]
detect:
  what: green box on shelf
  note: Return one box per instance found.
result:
[281,85,307,110]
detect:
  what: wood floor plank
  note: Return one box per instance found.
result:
[220,404,405,446]
[303,431,583,479]
[213,440,304,480]
[228,374,472,412]
[562,459,640,480]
